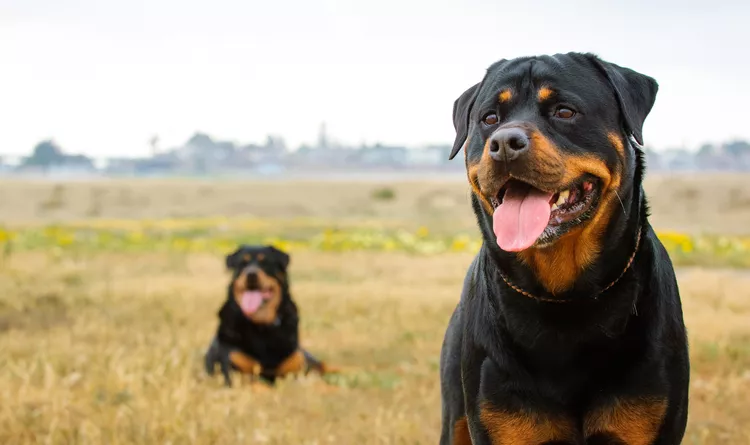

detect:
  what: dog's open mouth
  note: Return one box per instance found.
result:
[238,288,274,316]
[489,177,600,252]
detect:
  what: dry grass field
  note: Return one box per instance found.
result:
[1,174,749,444]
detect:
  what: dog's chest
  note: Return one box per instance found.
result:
[225,325,296,364]
[475,357,666,445]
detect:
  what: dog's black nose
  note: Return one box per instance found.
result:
[246,271,260,290]
[488,128,529,162]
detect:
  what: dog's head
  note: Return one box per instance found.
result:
[224,244,291,325]
[450,53,657,294]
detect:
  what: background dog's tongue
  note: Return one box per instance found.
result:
[493,183,554,252]
[240,291,263,315]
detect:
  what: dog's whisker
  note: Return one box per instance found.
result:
[614,190,626,216]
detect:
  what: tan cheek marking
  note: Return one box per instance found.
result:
[517,147,617,294]
[468,163,494,214]
[584,398,668,445]
[537,87,553,101]
[571,153,621,279]
[608,132,626,159]
[498,89,512,103]
[233,274,245,305]
[560,155,612,187]
[480,403,578,444]
[465,137,494,214]
[528,132,565,170]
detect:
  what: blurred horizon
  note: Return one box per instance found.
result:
[3,128,750,178]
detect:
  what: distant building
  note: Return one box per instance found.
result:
[659,149,699,171]
[357,144,407,167]
[406,146,447,166]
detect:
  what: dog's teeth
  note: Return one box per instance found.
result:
[556,190,569,206]
[551,202,559,211]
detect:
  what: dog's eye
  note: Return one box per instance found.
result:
[482,113,499,126]
[554,107,576,119]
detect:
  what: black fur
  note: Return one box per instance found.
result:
[439,53,689,444]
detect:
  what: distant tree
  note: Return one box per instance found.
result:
[185,131,235,155]
[697,143,716,156]
[723,140,750,157]
[186,132,216,150]
[18,139,95,173]
[22,140,65,169]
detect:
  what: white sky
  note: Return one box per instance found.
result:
[1,0,748,158]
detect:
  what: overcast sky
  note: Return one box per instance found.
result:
[1,0,748,158]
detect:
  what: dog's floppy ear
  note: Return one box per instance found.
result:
[225,246,247,270]
[448,82,481,160]
[265,245,290,270]
[588,55,658,146]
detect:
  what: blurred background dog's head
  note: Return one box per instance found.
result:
[224,245,291,325]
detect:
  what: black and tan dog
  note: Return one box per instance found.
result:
[439,53,689,444]
[204,244,331,386]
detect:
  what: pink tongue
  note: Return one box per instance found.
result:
[493,183,554,252]
[240,291,264,315]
